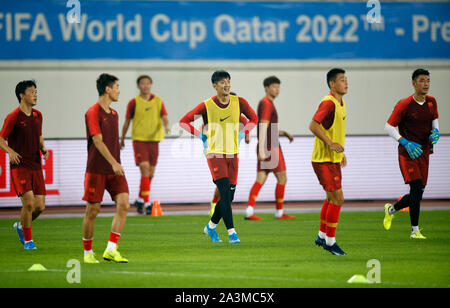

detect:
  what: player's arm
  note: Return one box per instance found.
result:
[161,102,170,135]
[239,115,250,144]
[279,130,294,143]
[179,103,205,137]
[258,120,270,160]
[120,118,131,149]
[309,101,343,153]
[0,136,21,164]
[0,114,21,164]
[92,134,124,176]
[120,99,135,149]
[429,99,440,144]
[39,136,49,161]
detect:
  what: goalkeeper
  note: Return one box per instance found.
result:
[383,69,440,239]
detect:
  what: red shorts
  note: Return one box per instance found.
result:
[257,146,286,173]
[10,168,46,197]
[133,141,159,166]
[83,172,129,203]
[312,162,342,192]
[206,154,239,185]
[399,153,430,186]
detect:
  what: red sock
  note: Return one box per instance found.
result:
[83,239,93,251]
[275,184,285,210]
[23,227,32,242]
[109,232,121,244]
[212,191,220,204]
[325,202,341,238]
[248,182,262,207]
[139,176,151,203]
[320,200,329,233]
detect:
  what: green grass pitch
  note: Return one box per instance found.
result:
[0,210,449,288]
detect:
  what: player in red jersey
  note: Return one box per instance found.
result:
[0,80,48,250]
[120,75,170,215]
[245,76,295,220]
[180,71,257,243]
[82,74,130,263]
[383,69,439,239]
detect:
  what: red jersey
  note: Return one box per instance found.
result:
[257,97,279,150]
[312,97,343,129]
[0,107,42,170]
[387,95,439,156]
[179,96,258,136]
[85,103,121,174]
[125,94,168,119]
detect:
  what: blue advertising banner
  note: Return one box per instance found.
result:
[0,1,449,60]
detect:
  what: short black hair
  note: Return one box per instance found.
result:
[263,76,281,88]
[15,80,37,103]
[326,68,346,89]
[412,68,430,81]
[96,73,118,96]
[211,70,231,84]
[137,75,152,85]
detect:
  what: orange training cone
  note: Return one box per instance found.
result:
[151,200,163,216]
[397,196,410,212]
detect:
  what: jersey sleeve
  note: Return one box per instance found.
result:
[387,99,409,127]
[160,101,168,117]
[179,102,207,136]
[430,97,439,120]
[0,110,19,140]
[259,99,273,122]
[125,98,136,120]
[239,97,258,134]
[85,106,102,137]
[313,100,335,124]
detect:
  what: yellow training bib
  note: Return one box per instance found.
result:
[131,95,165,142]
[312,94,346,163]
[204,95,240,155]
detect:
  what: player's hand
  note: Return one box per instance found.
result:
[285,132,294,143]
[41,149,49,161]
[245,133,250,144]
[8,150,21,165]
[399,138,423,159]
[341,154,347,168]
[258,148,269,161]
[429,128,440,145]
[165,127,171,135]
[112,162,125,176]
[329,142,344,153]
[120,139,125,150]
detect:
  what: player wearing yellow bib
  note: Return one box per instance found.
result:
[120,75,170,215]
[309,68,348,256]
[179,71,257,243]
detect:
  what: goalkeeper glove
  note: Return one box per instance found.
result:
[429,128,440,145]
[399,137,423,159]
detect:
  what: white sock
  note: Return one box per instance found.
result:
[318,231,326,239]
[388,205,397,215]
[227,228,236,235]
[84,250,94,256]
[412,226,420,233]
[136,197,144,203]
[246,206,254,217]
[208,221,217,229]
[326,236,336,247]
[144,202,151,208]
[106,241,117,251]
[275,209,284,218]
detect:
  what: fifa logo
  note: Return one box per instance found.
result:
[66,0,81,24]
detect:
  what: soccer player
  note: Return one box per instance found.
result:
[245,76,295,220]
[383,69,439,239]
[120,75,170,215]
[309,68,348,256]
[0,80,48,250]
[82,73,130,263]
[179,70,257,243]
